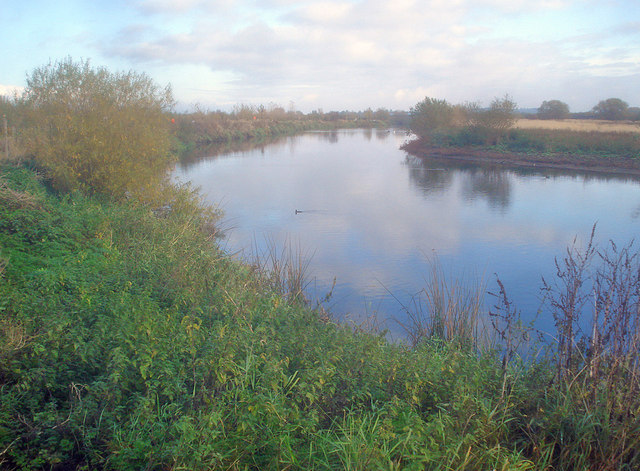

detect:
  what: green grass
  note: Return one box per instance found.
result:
[429,126,640,163]
[1,163,639,470]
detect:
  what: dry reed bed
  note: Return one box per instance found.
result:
[515,118,640,134]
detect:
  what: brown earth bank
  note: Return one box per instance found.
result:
[401,138,640,177]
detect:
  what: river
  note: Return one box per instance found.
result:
[175,129,640,341]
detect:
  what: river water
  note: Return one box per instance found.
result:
[175,129,640,341]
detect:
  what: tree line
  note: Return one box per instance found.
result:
[409,95,518,145]
[535,97,639,121]
[408,94,640,160]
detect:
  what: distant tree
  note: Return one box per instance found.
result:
[410,97,455,139]
[373,108,391,122]
[627,107,640,121]
[466,94,518,144]
[537,100,570,119]
[21,58,174,201]
[267,103,287,121]
[486,94,518,131]
[592,98,629,120]
[389,110,411,127]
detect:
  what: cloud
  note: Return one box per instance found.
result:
[137,0,236,14]
[0,85,24,97]
[94,0,639,111]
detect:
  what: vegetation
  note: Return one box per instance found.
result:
[19,58,175,203]
[170,106,403,157]
[1,60,640,469]
[537,100,570,120]
[409,95,640,168]
[592,98,630,121]
[410,94,519,146]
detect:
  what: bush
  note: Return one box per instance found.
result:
[504,129,547,152]
[410,97,455,140]
[20,58,175,202]
[466,95,518,145]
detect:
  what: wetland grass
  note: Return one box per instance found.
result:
[2,163,640,469]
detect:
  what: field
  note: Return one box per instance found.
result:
[515,118,640,134]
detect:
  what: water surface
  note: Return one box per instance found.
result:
[175,129,640,340]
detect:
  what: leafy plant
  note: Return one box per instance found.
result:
[20,58,175,202]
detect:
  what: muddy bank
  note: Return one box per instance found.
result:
[402,139,640,177]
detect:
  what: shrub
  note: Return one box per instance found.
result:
[20,58,175,202]
[410,97,455,140]
[466,95,518,145]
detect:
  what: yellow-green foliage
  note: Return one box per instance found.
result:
[2,164,640,469]
[20,58,174,202]
[411,95,518,145]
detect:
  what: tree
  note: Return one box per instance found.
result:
[466,94,517,144]
[627,107,640,121]
[21,58,175,201]
[410,97,455,139]
[373,107,391,122]
[592,98,629,121]
[537,100,570,120]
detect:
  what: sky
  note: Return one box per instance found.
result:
[1,0,639,112]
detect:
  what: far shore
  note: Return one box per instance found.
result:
[401,138,640,177]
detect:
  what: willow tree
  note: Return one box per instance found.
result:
[21,58,175,202]
[466,95,518,144]
[410,97,455,139]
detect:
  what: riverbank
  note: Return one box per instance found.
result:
[402,138,640,177]
[171,112,393,158]
[2,161,640,469]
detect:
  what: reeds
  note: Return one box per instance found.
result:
[250,236,313,304]
[515,118,640,134]
[398,259,486,348]
[536,224,640,465]
[506,127,640,158]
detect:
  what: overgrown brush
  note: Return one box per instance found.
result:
[0,164,529,469]
[542,226,640,412]
[2,163,640,469]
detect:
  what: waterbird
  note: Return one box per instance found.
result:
[295,209,326,214]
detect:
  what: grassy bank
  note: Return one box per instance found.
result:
[407,96,640,174]
[404,123,640,175]
[2,163,640,469]
[170,110,391,158]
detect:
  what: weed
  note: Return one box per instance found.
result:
[397,258,486,349]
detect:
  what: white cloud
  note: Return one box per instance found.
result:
[0,85,23,97]
[88,0,640,111]
[294,1,353,22]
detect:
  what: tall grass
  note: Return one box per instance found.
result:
[397,259,486,348]
[504,127,640,158]
[250,236,314,304]
[515,118,640,134]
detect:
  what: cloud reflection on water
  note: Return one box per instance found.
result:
[175,130,640,338]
